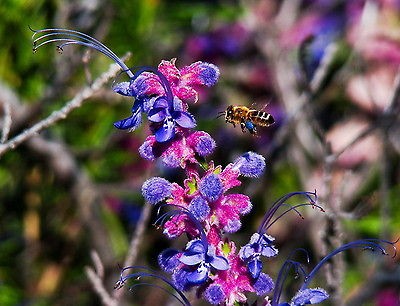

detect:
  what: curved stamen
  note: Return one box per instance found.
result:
[31,28,176,103]
[301,239,397,290]
[116,266,192,306]
[271,248,311,306]
[31,28,134,79]
[257,191,317,236]
[265,202,325,232]
[272,260,302,305]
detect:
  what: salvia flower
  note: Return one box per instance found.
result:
[147,96,196,142]
[31,28,218,144]
[131,59,220,103]
[179,239,229,284]
[239,233,278,279]
[156,208,230,290]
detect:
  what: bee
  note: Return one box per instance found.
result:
[217,105,275,135]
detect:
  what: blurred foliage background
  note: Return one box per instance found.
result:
[0,0,400,305]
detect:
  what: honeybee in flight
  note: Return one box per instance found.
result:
[218,105,275,135]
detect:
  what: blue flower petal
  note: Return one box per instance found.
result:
[179,252,205,266]
[186,263,209,284]
[195,134,216,157]
[155,118,175,142]
[172,268,193,291]
[247,258,263,279]
[188,196,210,221]
[199,174,223,202]
[198,62,220,87]
[209,255,229,271]
[153,96,169,109]
[180,240,205,265]
[113,81,133,96]
[233,151,266,178]
[113,111,142,130]
[204,284,226,305]
[148,107,167,122]
[158,248,181,272]
[239,244,255,260]
[291,288,329,305]
[174,111,196,128]
[186,240,206,253]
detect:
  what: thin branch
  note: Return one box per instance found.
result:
[0,52,131,157]
[0,97,12,143]
[112,202,153,302]
[91,250,105,279]
[85,266,117,306]
[85,203,153,306]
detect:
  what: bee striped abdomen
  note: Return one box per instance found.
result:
[248,110,275,127]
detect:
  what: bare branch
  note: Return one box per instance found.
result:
[0,97,12,143]
[85,266,117,306]
[112,202,153,302]
[0,52,131,157]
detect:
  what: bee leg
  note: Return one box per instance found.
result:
[240,121,246,133]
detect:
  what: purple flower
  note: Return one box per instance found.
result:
[138,130,216,169]
[113,100,143,131]
[188,196,210,221]
[141,177,172,204]
[233,151,266,178]
[158,248,181,273]
[193,134,216,157]
[239,233,278,279]
[204,284,226,305]
[148,96,196,142]
[198,173,224,202]
[179,239,229,285]
[253,272,275,296]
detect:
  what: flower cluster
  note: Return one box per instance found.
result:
[142,151,279,305]
[113,58,219,144]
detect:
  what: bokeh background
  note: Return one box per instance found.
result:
[1,0,400,305]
